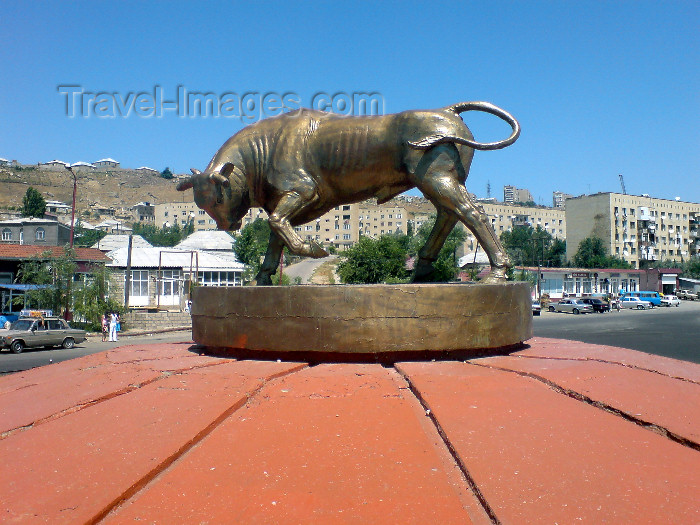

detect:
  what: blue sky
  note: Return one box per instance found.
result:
[1,1,698,204]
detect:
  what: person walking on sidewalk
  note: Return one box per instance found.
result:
[101,313,109,342]
[109,311,119,342]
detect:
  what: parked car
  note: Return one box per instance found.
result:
[532,299,541,316]
[580,297,611,313]
[548,299,594,315]
[619,297,652,310]
[660,295,681,307]
[620,291,660,307]
[677,290,697,301]
[1,316,87,354]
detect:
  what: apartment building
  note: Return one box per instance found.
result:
[565,192,700,268]
[298,203,361,251]
[690,211,700,257]
[481,203,566,239]
[154,202,217,231]
[503,185,534,204]
[241,204,362,252]
[552,191,573,208]
[358,202,408,237]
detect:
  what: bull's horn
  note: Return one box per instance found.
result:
[208,172,230,188]
[176,178,194,191]
[190,168,201,175]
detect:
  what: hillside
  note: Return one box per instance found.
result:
[0,166,190,215]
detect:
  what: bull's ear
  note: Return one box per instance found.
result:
[208,173,230,188]
[220,163,234,177]
[176,179,194,191]
[190,168,201,175]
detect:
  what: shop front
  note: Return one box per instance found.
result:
[519,267,643,300]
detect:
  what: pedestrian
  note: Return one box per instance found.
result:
[101,313,109,342]
[109,311,118,342]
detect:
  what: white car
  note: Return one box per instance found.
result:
[660,295,680,307]
[548,299,594,315]
[620,297,652,310]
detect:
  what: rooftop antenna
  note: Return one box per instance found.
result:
[486,181,491,199]
[618,174,627,195]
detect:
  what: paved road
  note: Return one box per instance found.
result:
[0,330,193,374]
[533,299,700,364]
[284,255,337,284]
[3,300,698,373]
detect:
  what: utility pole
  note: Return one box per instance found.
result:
[124,234,133,308]
[63,164,78,321]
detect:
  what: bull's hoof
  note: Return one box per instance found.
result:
[309,242,329,258]
[254,274,273,286]
[481,267,508,284]
[410,259,436,283]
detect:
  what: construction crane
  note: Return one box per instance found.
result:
[618,174,627,195]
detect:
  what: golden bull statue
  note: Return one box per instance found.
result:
[177,101,520,285]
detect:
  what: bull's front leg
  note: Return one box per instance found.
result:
[268,191,329,258]
[254,231,284,285]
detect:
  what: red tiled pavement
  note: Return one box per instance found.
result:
[1,339,699,524]
[104,364,486,524]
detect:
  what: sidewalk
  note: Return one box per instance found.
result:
[1,338,698,523]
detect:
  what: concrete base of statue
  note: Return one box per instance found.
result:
[191,282,532,358]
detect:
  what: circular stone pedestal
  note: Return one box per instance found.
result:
[191,282,532,356]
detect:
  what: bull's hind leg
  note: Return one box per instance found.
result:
[411,209,457,282]
[268,191,329,258]
[255,231,284,286]
[413,145,510,283]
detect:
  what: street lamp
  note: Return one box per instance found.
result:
[65,164,78,248]
[63,164,78,321]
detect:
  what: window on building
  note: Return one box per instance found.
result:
[1,228,11,241]
[198,271,241,287]
[129,270,149,297]
[35,227,45,241]
[343,234,351,240]
[161,270,181,296]
[342,205,350,210]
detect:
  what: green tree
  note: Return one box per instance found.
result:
[73,219,107,247]
[160,167,174,179]
[572,236,632,269]
[72,264,123,331]
[234,219,273,281]
[17,248,77,316]
[685,258,700,278]
[337,235,409,284]
[132,222,192,247]
[408,219,467,282]
[21,187,46,217]
[501,226,566,268]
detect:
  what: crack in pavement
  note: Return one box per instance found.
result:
[470,361,700,453]
[394,365,502,525]
[0,361,228,440]
[92,363,308,525]
[513,354,700,385]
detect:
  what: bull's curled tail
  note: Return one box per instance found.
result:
[408,101,520,151]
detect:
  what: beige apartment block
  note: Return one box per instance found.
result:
[358,202,409,237]
[154,202,217,231]
[565,192,700,268]
[482,203,566,240]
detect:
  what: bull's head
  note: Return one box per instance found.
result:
[176,163,250,231]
